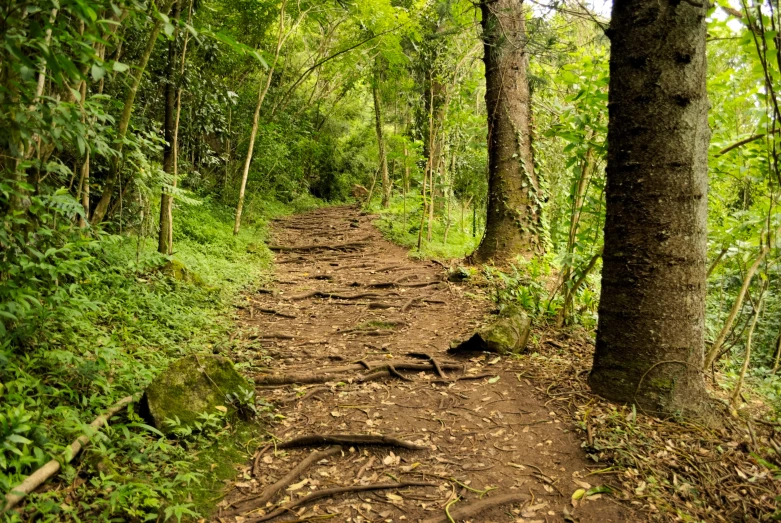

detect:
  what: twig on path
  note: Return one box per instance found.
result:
[246,481,436,523]
[356,455,376,479]
[222,446,342,518]
[277,434,427,450]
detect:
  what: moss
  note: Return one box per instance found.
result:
[143,354,252,434]
[162,259,205,286]
[172,421,265,519]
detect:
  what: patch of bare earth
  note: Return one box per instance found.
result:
[214,205,631,523]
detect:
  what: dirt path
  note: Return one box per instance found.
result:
[217,205,630,523]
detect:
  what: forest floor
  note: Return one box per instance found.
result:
[213,205,631,523]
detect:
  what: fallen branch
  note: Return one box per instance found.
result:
[247,482,436,523]
[222,446,342,517]
[2,395,136,513]
[277,434,427,450]
[420,492,530,523]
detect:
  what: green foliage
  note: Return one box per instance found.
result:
[0,195,301,520]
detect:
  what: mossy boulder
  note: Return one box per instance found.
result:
[142,354,252,434]
[162,259,204,286]
[449,306,532,355]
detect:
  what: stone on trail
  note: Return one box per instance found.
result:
[142,354,252,433]
[449,306,532,355]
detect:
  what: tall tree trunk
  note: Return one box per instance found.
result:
[588,0,710,416]
[158,1,180,255]
[472,0,539,263]
[92,0,175,224]
[372,72,390,208]
[234,0,288,235]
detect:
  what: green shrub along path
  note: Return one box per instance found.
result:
[0,196,320,522]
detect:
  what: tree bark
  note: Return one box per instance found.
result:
[158,1,180,255]
[372,68,390,208]
[92,0,175,224]
[588,0,710,416]
[472,0,539,263]
[234,0,288,235]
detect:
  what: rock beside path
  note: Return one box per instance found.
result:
[450,305,532,355]
[142,354,251,434]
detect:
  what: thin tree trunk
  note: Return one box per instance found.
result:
[372,68,390,208]
[731,285,765,403]
[588,0,711,416]
[234,0,288,235]
[158,1,181,254]
[704,244,770,369]
[472,0,539,263]
[92,0,175,224]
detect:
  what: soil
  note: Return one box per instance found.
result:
[216,205,633,523]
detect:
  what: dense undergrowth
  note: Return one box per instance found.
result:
[370,194,482,260]
[0,190,321,522]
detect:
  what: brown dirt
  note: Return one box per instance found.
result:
[215,205,633,523]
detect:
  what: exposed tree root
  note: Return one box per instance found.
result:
[277,434,427,450]
[288,291,385,301]
[279,386,331,404]
[268,238,371,252]
[222,446,343,518]
[256,308,297,319]
[368,302,397,310]
[420,491,530,523]
[247,481,436,523]
[430,372,496,384]
[252,361,465,386]
[406,353,446,379]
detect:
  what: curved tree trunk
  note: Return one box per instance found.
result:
[588,0,710,416]
[472,0,539,263]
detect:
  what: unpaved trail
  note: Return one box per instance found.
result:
[217,205,630,523]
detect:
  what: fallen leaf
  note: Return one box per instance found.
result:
[286,478,309,491]
[488,376,501,384]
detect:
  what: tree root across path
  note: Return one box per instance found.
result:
[277,434,427,450]
[222,447,343,518]
[420,491,531,523]
[245,481,437,523]
[253,360,471,386]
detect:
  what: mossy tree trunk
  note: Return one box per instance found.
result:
[588,0,710,416]
[472,0,540,263]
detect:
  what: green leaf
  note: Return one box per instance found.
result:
[91,64,105,81]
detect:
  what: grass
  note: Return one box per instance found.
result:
[369,193,482,260]
[0,194,321,522]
